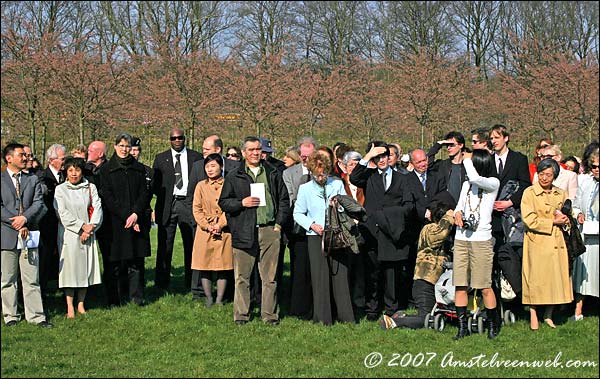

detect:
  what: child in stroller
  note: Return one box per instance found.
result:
[379,196,455,330]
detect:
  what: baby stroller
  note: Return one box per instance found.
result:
[424,262,486,334]
[495,242,523,326]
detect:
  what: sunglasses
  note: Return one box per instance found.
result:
[472,140,480,144]
[591,164,599,169]
[541,154,556,159]
[170,136,185,141]
[226,153,239,158]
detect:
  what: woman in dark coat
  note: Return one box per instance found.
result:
[98,133,151,305]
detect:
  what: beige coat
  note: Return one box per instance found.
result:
[191,178,233,271]
[521,183,573,305]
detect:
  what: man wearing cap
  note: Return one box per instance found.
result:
[152,128,202,291]
[260,137,285,172]
[186,134,239,300]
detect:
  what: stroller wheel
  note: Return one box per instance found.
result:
[433,314,445,332]
[477,315,485,334]
[503,310,516,325]
[424,314,434,329]
[467,316,473,333]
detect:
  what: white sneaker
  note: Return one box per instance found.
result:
[569,314,584,322]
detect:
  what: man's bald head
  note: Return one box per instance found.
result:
[87,141,107,165]
[202,134,223,158]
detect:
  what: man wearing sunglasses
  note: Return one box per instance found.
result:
[152,128,202,291]
[186,134,239,300]
[427,131,468,204]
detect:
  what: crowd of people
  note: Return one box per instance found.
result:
[1,126,598,339]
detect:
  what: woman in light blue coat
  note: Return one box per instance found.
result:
[54,157,102,318]
[293,151,354,325]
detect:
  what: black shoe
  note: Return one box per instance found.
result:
[453,308,470,340]
[235,320,247,326]
[487,309,500,339]
[37,321,54,329]
[265,319,280,326]
[366,313,379,322]
[6,320,18,327]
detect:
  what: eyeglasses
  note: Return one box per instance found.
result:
[116,144,131,150]
[591,164,600,169]
[541,154,556,159]
[445,143,457,147]
[170,136,185,141]
[472,140,480,144]
[226,153,239,158]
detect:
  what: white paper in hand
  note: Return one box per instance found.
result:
[17,230,40,249]
[250,183,266,206]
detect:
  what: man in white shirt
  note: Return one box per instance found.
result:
[152,128,202,290]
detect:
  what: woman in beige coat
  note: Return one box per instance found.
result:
[191,154,233,307]
[521,159,573,330]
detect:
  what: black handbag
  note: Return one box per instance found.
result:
[322,198,352,255]
[560,199,586,271]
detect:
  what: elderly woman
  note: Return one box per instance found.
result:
[571,147,599,321]
[521,159,573,330]
[534,144,578,200]
[191,154,233,307]
[342,151,365,205]
[293,151,354,325]
[54,157,102,318]
[98,133,152,306]
[453,149,500,339]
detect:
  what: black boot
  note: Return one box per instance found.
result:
[487,307,500,339]
[454,306,470,340]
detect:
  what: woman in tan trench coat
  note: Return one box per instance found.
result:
[191,154,233,307]
[521,159,573,330]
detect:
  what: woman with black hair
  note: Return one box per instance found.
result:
[191,153,233,307]
[453,149,501,339]
[54,157,103,317]
[98,133,152,306]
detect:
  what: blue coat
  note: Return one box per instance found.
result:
[293,178,345,236]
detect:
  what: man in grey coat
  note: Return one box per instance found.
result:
[1,142,52,327]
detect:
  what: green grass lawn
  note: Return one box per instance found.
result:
[1,228,598,378]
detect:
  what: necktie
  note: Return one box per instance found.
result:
[498,158,504,177]
[381,171,387,191]
[13,173,23,215]
[420,173,427,191]
[174,153,183,190]
[58,170,65,183]
[301,173,311,184]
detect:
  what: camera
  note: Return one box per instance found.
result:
[462,214,479,231]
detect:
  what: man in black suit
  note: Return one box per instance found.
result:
[350,141,413,320]
[36,143,66,303]
[186,134,239,300]
[402,148,449,309]
[152,128,202,291]
[490,124,531,250]
[427,131,467,204]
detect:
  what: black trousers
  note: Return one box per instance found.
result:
[364,248,401,317]
[155,198,194,290]
[111,258,145,305]
[307,236,354,325]
[394,279,435,329]
[38,232,59,299]
[97,236,119,307]
[288,236,313,319]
